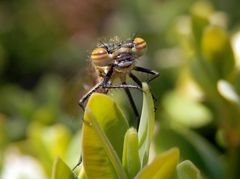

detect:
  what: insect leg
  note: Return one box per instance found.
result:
[134,66,159,83]
[129,72,142,87]
[102,84,143,91]
[122,81,139,118]
[78,66,114,111]
[78,82,102,111]
[122,81,141,129]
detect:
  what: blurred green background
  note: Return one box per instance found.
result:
[1,0,240,178]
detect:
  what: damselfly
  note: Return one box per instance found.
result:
[79,36,159,123]
[73,36,159,170]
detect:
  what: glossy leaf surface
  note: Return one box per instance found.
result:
[82,93,128,179]
[136,148,180,179]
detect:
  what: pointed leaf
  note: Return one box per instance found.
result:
[177,160,202,179]
[82,93,128,179]
[52,157,78,179]
[136,148,180,179]
[138,82,155,167]
[122,128,141,178]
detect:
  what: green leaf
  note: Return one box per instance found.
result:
[154,126,225,179]
[82,93,128,179]
[138,82,155,167]
[190,57,221,104]
[52,157,78,179]
[201,25,235,78]
[136,148,180,179]
[163,91,212,128]
[191,1,212,49]
[177,160,202,179]
[122,128,141,178]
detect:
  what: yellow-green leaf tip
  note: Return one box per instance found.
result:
[136,148,180,179]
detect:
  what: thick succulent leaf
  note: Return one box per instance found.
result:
[138,82,155,167]
[52,157,78,179]
[135,148,180,179]
[177,160,202,179]
[154,126,225,179]
[82,93,128,179]
[122,128,140,178]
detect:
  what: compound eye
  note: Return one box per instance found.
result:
[132,37,147,56]
[91,47,112,66]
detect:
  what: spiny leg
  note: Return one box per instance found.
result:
[78,66,114,111]
[129,72,142,87]
[134,66,159,83]
[78,82,102,111]
[122,81,140,127]
[122,82,139,117]
[102,84,143,91]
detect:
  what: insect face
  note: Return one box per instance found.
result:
[80,36,158,113]
[90,37,147,71]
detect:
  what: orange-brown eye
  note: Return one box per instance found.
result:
[132,37,147,56]
[91,47,112,66]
